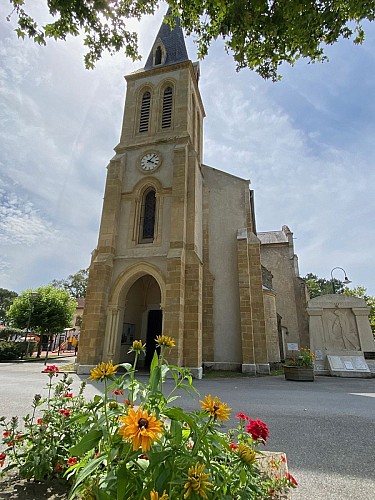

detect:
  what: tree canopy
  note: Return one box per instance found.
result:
[6,286,77,335]
[6,0,375,80]
[0,288,18,325]
[50,268,88,298]
[303,273,375,336]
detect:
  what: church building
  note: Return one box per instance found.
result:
[77,12,308,378]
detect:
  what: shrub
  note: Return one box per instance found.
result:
[0,341,24,360]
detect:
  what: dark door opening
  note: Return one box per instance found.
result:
[145,310,163,367]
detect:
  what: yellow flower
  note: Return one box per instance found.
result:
[129,340,146,354]
[237,443,256,465]
[184,463,212,499]
[88,361,117,381]
[147,490,169,500]
[118,407,163,452]
[155,335,175,348]
[200,394,231,421]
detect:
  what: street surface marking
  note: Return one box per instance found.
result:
[349,393,375,398]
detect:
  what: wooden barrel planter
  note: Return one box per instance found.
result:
[283,365,314,381]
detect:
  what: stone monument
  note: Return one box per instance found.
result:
[307,295,375,377]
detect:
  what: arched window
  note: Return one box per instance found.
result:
[161,86,173,129]
[139,188,156,242]
[155,46,162,65]
[139,91,151,133]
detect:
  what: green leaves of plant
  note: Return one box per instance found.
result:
[70,429,102,456]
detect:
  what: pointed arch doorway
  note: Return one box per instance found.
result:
[121,274,162,368]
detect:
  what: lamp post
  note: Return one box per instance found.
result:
[23,291,38,358]
[330,267,352,294]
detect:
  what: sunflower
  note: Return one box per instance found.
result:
[237,443,256,465]
[200,394,231,421]
[155,335,175,348]
[146,490,169,500]
[118,407,163,451]
[88,361,118,381]
[184,463,212,499]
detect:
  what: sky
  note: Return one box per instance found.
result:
[1,2,374,296]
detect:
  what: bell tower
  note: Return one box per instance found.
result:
[78,10,206,378]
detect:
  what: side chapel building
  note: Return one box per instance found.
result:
[77,13,308,378]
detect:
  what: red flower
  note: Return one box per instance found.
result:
[0,452,6,467]
[112,389,123,396]
[229,442,238,451]
[235,412,250,421]
[245,419,269,444]
[42,365,60,374]
[285,472,298,486]
[37,418,43,425]
[64,392,73,398]
[138,454,149,460]
[2,431,10,438]
[281,454,287,463]
[15,434,24,440]
[54,463,64,471]
[59,409,71,418]
[67,457,78,466]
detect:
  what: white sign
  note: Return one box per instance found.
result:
[287,343,299,351]
[315,350,324,361]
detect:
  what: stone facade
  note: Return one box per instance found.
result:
[258,225,309,360]
[77,14,303,377]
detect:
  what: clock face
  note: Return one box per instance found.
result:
[140,152,160,172]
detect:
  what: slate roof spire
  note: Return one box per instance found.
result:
[144,8,189,70]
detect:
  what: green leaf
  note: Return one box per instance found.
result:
[70,429,102,456]
[68,455,104,497]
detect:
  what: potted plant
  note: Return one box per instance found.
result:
[283,348,316,381]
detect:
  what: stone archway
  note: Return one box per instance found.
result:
[119,274,162,366]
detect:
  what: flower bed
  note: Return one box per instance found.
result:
[1,337,298,499]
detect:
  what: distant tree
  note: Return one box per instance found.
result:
[303,273,345,298]
[6,1,375,80]
[343,286,375,336]
[0,288,18,324]
[304,274,375,337]
[6,286,76,340]
[50,268,88,298]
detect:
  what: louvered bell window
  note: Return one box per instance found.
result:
[161,87,173,129]
[139,91,151,133]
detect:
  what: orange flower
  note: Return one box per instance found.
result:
[184,463,212,498]
[118,407,163,452]
[88,360,117,381]
[200,394,231,421]
[155,335,175,348]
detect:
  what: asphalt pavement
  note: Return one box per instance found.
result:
[0,358,374,499]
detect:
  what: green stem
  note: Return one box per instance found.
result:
[130,352,139,404]
[191,416,213,455]
[103,378,113,454]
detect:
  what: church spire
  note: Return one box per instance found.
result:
[144,8,189,70]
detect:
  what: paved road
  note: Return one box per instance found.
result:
[0,359,374,499]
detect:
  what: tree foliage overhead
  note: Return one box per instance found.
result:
[50,268,88,298]
[6,0,375,80]
[6,286,77,334]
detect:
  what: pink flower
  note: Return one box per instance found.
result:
[235,412,250,421]
[285,472,298,487]
[42,365,60,374]
[245,419,269,444]
[112,389,124,396]
[59,409,71,418]
[67,457,78,466]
